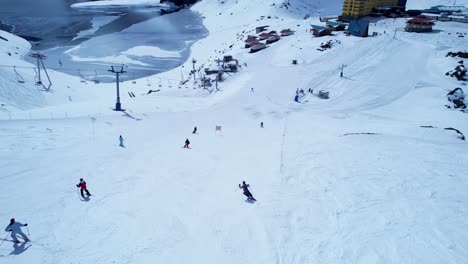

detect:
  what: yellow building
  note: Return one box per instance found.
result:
[342,0,399,18]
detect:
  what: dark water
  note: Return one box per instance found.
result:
[0,0,208,82]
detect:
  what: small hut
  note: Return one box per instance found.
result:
[249,42,267,53]
[245,35,259,48]
[258,32,272,40]
[266,34,280,44]
[310,25,332,37]
[280,29,295,36]
[256,26,269,34]
[326,21,347,31]
[405,17,435,32]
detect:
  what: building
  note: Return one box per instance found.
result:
[341,0,406,21]
[405,17,435,32]
[266,35,280,44]
[408,5,467,17]
[326,21,347,31]
[310,25,333,37]
[280,29,295,36]
[250,42,267,53]
[449,15,468,23]
[348,20,369,37]
[256,26,269,34]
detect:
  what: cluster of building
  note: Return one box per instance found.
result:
[311,20,370,38]
[409,5,468,23]
[340,0,407,21]
[338,0,467,34]
[244,26,295,53]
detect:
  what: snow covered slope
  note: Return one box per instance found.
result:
[1,0,468,263]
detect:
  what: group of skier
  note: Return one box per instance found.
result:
[4,124,260,246]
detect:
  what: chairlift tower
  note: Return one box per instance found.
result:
[29,52,52,87]
[108,65,126,111]
[192,58,197,81]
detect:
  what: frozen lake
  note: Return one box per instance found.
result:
[0,0,208,82]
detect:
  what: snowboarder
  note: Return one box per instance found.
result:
[5,218,29,243]
[260,122,264,128]
[183,139,190,148]
[239,181,256,201]
[76,178,91,197]
[119,135,124,147]
[192,126,197,134]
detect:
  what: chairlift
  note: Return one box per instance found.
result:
[13,66,25,83]
[34,68,42,85]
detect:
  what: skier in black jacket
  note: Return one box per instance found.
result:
[239,181,256,201]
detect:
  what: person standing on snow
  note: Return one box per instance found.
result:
[239,181,256,201]
[183,139,190,148]
[260,122,264,128]
[76,178,91,197]
[192,126,197,134]
[5,218,29,243]
[119,135,124,147]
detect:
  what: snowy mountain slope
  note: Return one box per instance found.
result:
[1,0,468,263]
[0,31,46,111]
[277,0,344,17]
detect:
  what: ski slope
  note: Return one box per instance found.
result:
[1,0,468,263]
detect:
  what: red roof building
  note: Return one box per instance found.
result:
[405,17,435,32]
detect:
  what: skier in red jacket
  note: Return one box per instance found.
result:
[76,178,91,197]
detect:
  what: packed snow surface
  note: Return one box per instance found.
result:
[0,0,467,263]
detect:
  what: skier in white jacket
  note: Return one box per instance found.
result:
[5,218,29,243]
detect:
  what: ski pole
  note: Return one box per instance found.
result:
[0,232,9,249]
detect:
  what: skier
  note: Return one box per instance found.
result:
[239,181,256,201]
[260,122,264,128]
[5,218,29,243]
[76,178,91,197]
[183,139,190,148]
[192,126,197,134]
[251,87,254,92]
[119,135,124,147]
